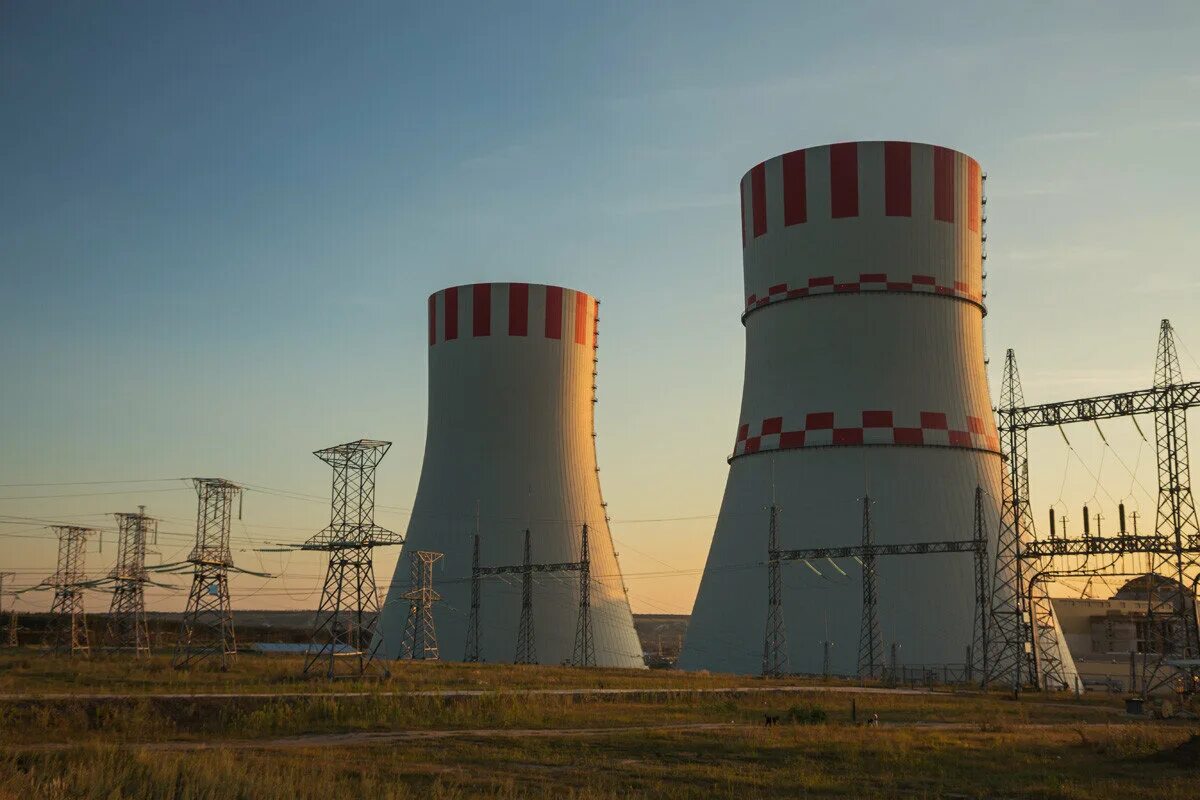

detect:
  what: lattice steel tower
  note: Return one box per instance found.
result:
[571,523,596,668]
[1148,319,1200,687]
[761,504,787,677]
[303,439,402,677]
[47,526,93,656]
[174,478,241,668]
[856,497,883,679]
[401,550,443,660]
[107,510,155,655]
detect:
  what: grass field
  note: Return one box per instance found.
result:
[0,651,1196,799]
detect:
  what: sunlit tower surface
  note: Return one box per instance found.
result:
[682,142,1056,675]
[174,478,241,669]
[47,526,93,656]
[378,282,642,667]
[107,510,155,656]
[303,439,403,678]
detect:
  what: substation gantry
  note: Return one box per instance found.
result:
[988,319,1200,694]
[763,488,990,682]
[465,523,596,667]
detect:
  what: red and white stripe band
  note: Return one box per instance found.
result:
[731,410,1000,460]
[744,272,984,316]
[428,283,598,348]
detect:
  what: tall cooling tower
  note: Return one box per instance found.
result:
[682,142,1072,677]
[379,282,644,668]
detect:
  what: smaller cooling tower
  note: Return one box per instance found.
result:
[378,283,644,668]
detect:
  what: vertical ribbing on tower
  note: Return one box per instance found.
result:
[401,550,443,660]
[107,510,154,656]
[47,526,92,657]
[174,479,240,669]
[572,523,595,668]
[515,529,536,664]
[761,503,787,677]
[857,496,882,679]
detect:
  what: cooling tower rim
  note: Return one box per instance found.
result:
[740,140,981,181]
[429,282,598,304]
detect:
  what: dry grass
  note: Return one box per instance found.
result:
[0,650,1190,798]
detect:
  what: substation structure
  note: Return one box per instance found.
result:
[466,524,597,667]
[989,319,1200,694]
[47,526,94,656]
[106,509,156,656]
[174,478,244,669]
[400,550,444,660]
[763,489,989,682]
[302,439,403,678]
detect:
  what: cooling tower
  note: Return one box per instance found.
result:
[681,142,1076,678]
[378,282,644,668]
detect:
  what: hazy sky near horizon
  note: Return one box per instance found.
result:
[2,2,1199,615]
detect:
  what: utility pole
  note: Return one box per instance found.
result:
[515,529,536,664]
[464,530,482,662]
[857,496,882,680]
[572,523,595,668]
[401,550,443,660]
[47,526,93,656]
[174,478,241,669]
[0,573,13,648]
[970,486,991,685]
[761,503,787,677]
[302,440,402,678]
[107,509,155,656]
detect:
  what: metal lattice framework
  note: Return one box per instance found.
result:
[762,503,787,677]
[764,491,989,680]
[174,478,241,669]
[400,550,443,660]
[0,572,14,649]
[990,320,1200,693]
[47,526,93,656]
[857,497,883,680]
[466,524,596,667]
[107,510,155,656]
[303,440,402,678]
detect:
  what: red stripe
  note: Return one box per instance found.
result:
[829,143,859,218]
[862,410,893,428]
[750,163,767,237]
[893,428,924,446]
[739,177,747,247]
[472,283,491,337]
[782,150,807,225]
[574,291,587,345]
[780,430,806,449]
[545,286,563,339]
[444,287,459,341]
[884,141,912,217]
[508,283,528,336]
[833,428,864,446]
[921,411,948,430]
[761,417,783,435]
[967,159,981,232]
[806,412,835,430]
[933,146,955,222]
[428,295,436,346]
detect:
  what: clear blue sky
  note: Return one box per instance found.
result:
[2,2,1198,613]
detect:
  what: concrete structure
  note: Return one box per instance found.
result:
[378,283,644,668]
[681,141,1076,677]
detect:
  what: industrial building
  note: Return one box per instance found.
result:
[377,282,644,668]
[680,141,1076,677]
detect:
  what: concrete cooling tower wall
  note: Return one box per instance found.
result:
[681,142,1076,678]
[378,282,644,669]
